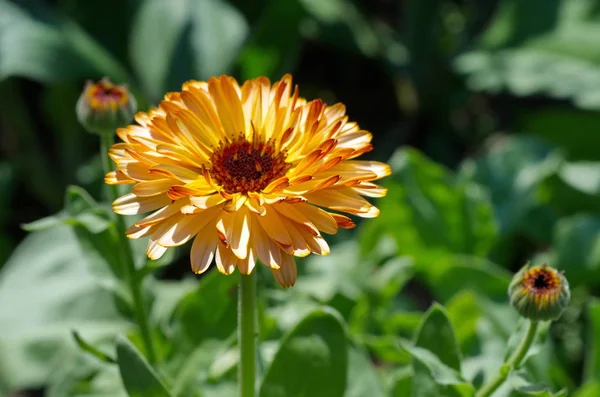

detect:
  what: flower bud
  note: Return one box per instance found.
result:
[76,78,136,135]
[509,263,570,321]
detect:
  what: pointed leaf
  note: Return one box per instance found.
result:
[259,308,348,397]
[345,347,386,397]
[415,303,462,372]
[402,344,474,397]
[116,335,172,397]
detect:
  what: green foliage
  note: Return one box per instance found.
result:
[259,308,348,397]
[116,336,173,397]
[1,0,600,395]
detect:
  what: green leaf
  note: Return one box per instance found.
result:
[455,0,600,110]
[72,330,116,364]
[362,148,497,263]
[559,162,600,196]
[463,136,561,239]
[259,307,349,397]
[297,241,371,303]
[553,214,600,287]
[345,347,386,397]
[573,382,600,397]
[426,255,512,301]
[239,0,306,80]
[415,304,461,372]
[116,335,172,397]
[367,256,415,305]
[509,371,568,396]
[171,269,239,345]
[0,225,129,392]
[519,109,600,162]
[0,0,129,83]
[297,0,380,57]
[130,0,248,101]
[446,291,482,351]
[584,299,600,382]
[401,344,475,397]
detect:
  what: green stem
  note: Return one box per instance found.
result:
[476,320,539,397]
[100,133,158,364]
[238,272,257,397]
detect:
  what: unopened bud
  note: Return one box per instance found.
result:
[76,78,136,135]
[509,263,570,321]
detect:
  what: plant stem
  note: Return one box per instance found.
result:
[475,320,539,397]
[238,272,257,397]
[100,133,158,364]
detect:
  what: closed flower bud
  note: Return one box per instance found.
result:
[76,78,136,135]
[509,263,570,321]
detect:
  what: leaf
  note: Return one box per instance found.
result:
[509,371,568,396]
[584,299,600,382]
[297,241,371,303]
[454,0,600,110]
[297,0,380,57]
[401,344,475,397]
[427,255,512,301]
[116,335,172,397]
[170,269,239,346]
[462,135,561,239]
[361,148,497,263]
[573,382,600,397]
[445,291,482,351]
[553,214,600,287]
[0,225,129,392]
[259,307,348,397]
[72,330,116,364]
[345,347,386,397]
[239,0,306,80]
[130,0,248,101]
[367,256,415,305]
[519,109,600,162]
[559,162,600,196]
[415,304,462,372]
[0,0,129,83]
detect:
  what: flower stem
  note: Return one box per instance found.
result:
[476,320,539,397]
[100,133,158,364]
[238,272,257,397]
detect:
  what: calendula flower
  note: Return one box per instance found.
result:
[509,263,570,321]
[77,78,137,134]
[106,75,390,286]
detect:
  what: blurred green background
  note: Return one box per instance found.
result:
[1,0,600,396]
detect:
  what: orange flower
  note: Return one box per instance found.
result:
[106,75,390,287]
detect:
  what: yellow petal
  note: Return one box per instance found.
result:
[256,207,293,248]
[230,208,251,260]
[147,238,167,260]
[157,206,221,247]
[271,253,296,287]
[215,243,237,275]
[190,224,218,274]
[304,188,379,218]
[113,193,171,215]
[208,76,245,140]
[132,179,175,197]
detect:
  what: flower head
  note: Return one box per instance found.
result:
[509,263,570,321]
[106,75,390,287]
[77,78,137,134]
